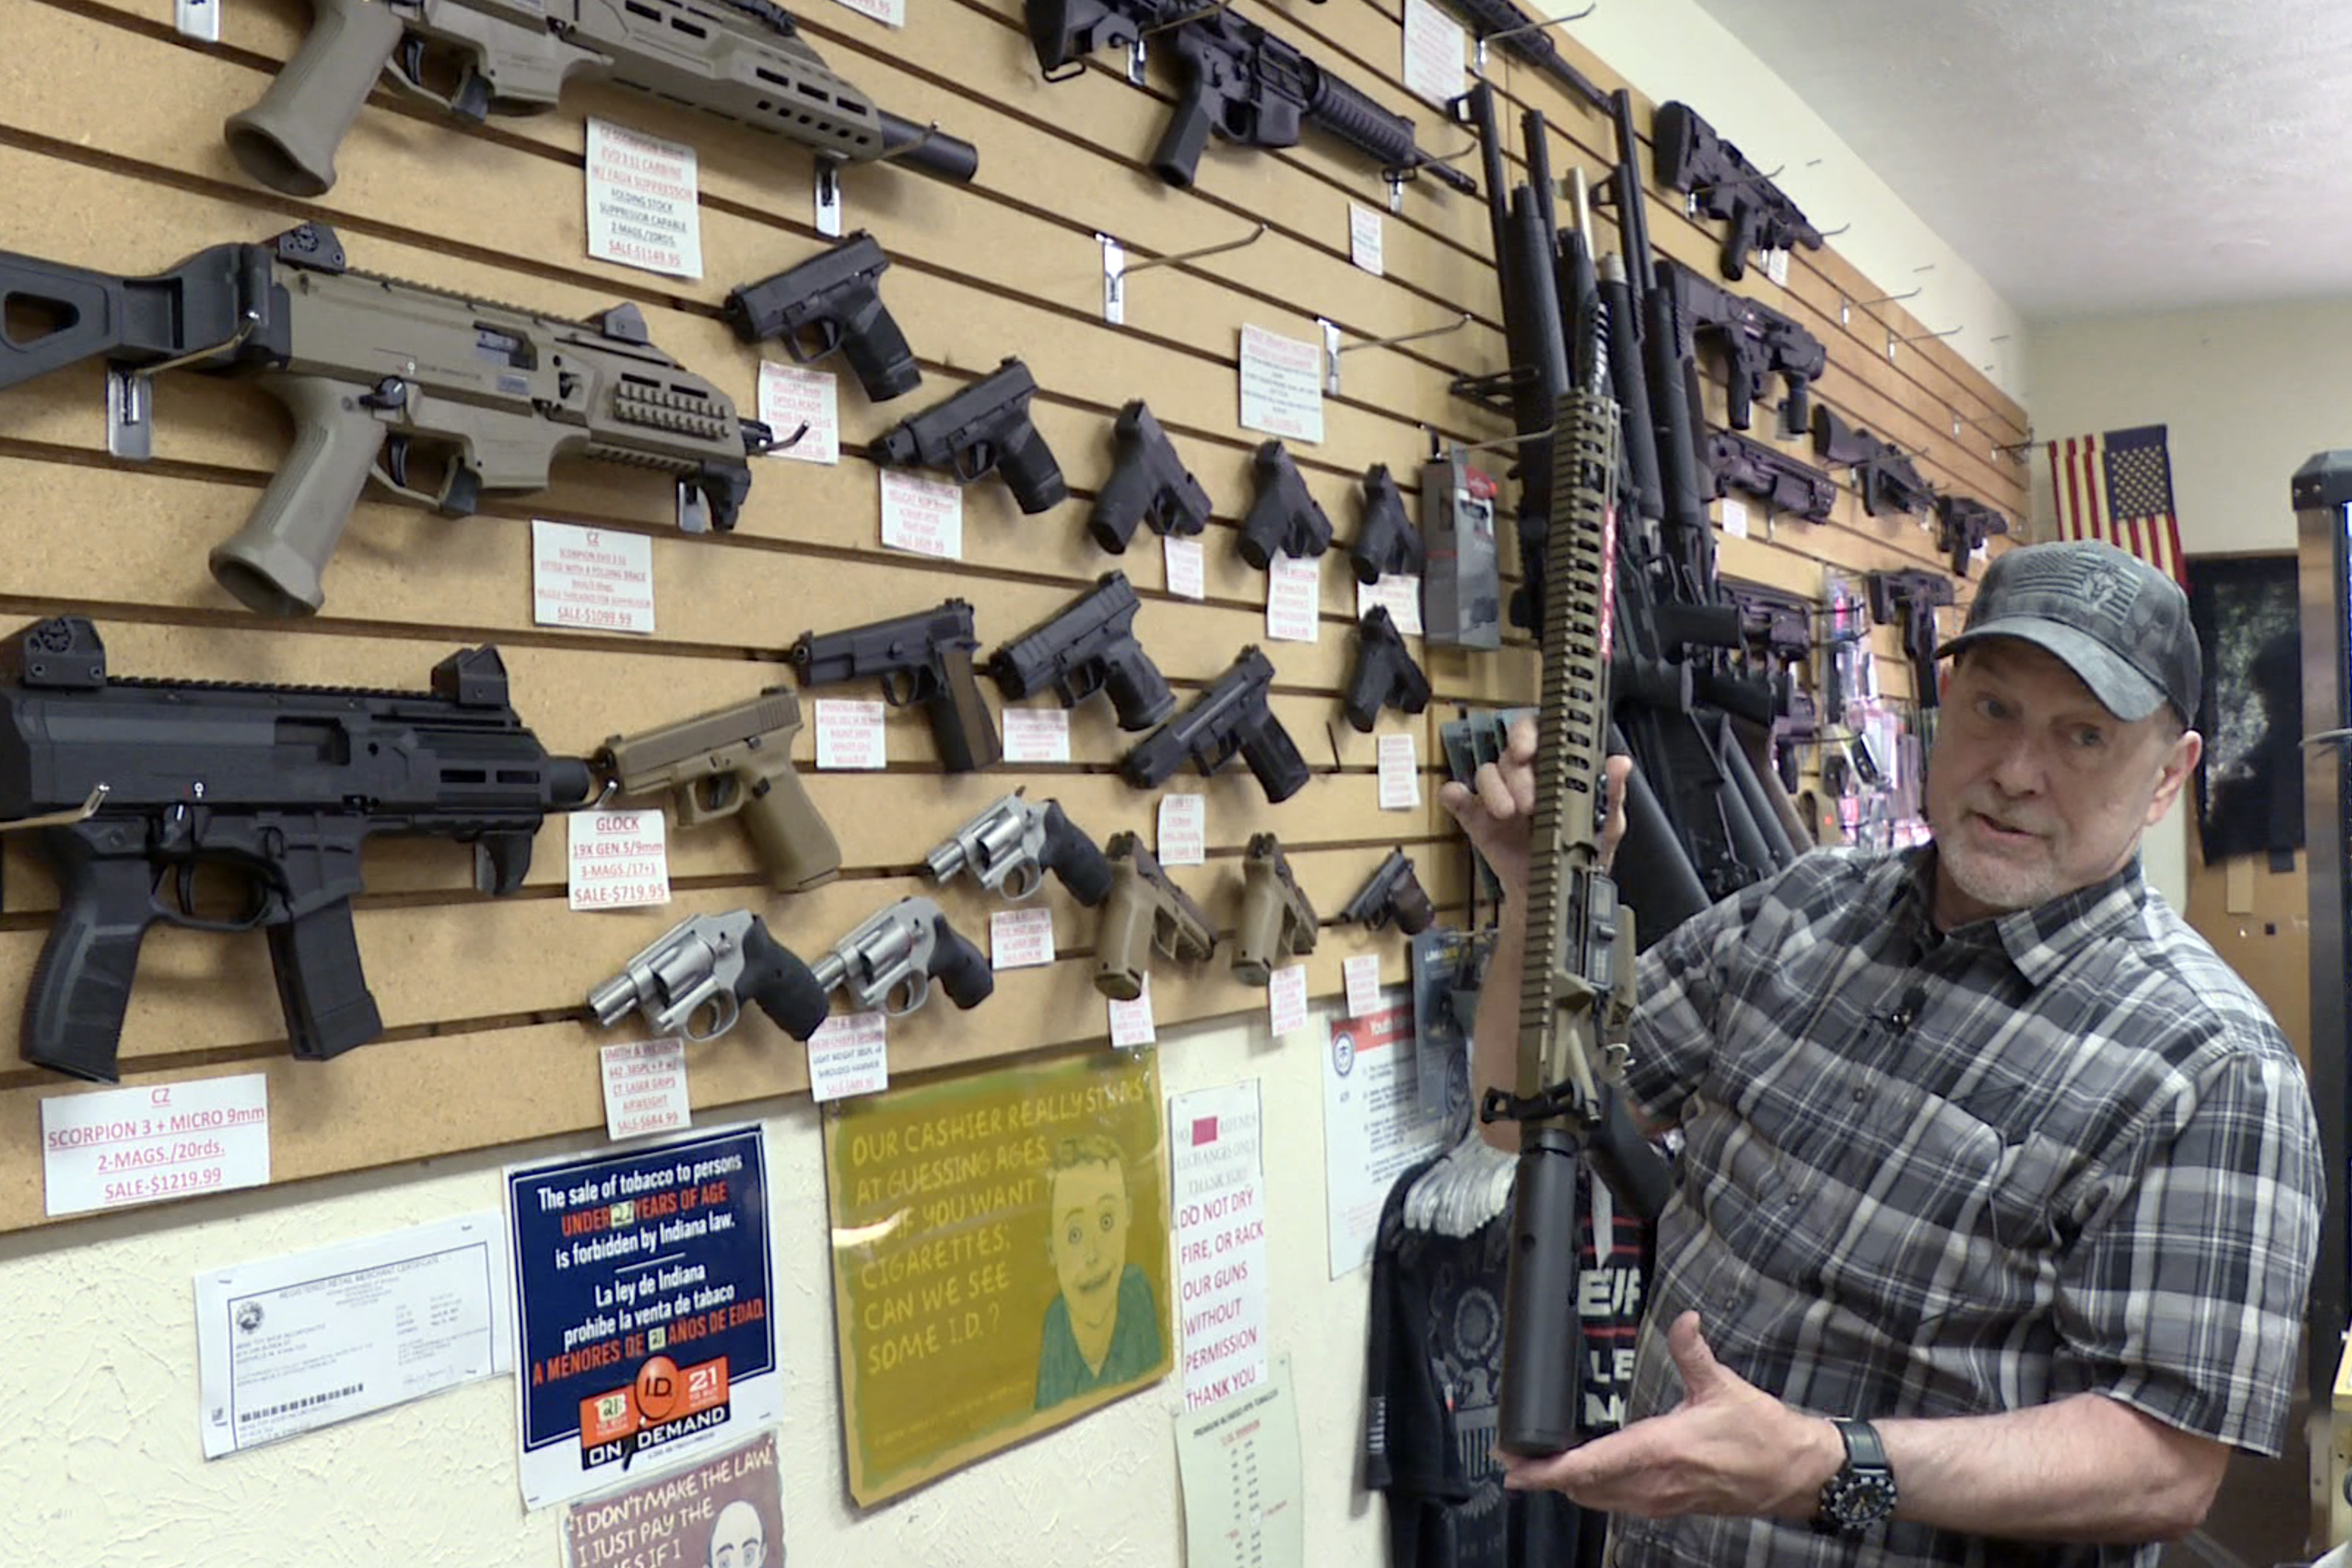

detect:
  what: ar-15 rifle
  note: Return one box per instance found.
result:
[1482,393,1674,1456]
[0,617,593,1082]
[1657,259,1825,438]
[1652,101,1823,283]
[1814,407,1937,519]
[1025,0,1476,194]
[1866,568,1956,710]
[1935,495,2009,578]
[0,223,770,617]
[1705,429,1837,526]
[229,0,977,197]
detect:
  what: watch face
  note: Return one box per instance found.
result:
[1826,1470,1899,1528]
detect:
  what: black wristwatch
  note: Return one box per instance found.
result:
[1812,1418,1898,1536]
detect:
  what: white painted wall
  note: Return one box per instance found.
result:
[2025,300,2352,905]
[1560,0,2030,401]
[0,1002,1393,1567]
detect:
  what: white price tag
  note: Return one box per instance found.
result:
[758,362,839,465]
[1001,706,1072,763]
[1268,964,1309,1037]
[1164,534,1207,600]
[1266,552,1321,643]
[1158,794,1207,867]
[829,0,904,22]
[584,117,703,280]
[1108,974,1158,1050]
[1238,324,1325,445]
[1378,733,1420,810]
[531,519,655,634]
[1354,573,1423,636]
[43,1075,270,1218]
[1401,0,1466,106]
[807,1012,889,1102]
[599,1038,691,1141]
[1719,496,1751,539]
[1765,246,1792,288]
[814,698,887,770]
[879,470,963,560]
[567,807,672,911]
[1349,203,1385,277]
[175,0,219,40]
[1343,954,1382,1018]
[990,907,1058,970]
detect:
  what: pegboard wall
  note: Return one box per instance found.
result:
[0,0,2026,1233]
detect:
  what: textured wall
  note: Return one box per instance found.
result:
[0,1002,1386,1566]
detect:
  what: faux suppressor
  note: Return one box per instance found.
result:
[599,690,842,893]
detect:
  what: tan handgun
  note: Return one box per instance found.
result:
[1092,832,1216,1001]
[1232,832,1317,985]
[598,691,841,893]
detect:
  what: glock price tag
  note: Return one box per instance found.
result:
[1157,794,1207,867]
[814,699,887,770]
[1108,975,1157,1050]
[1266,553,1321,643]
[990,907,1057,970]
[175,0,220,40]
[1268,964,1310,1037]
[1164,534,1207,600]
[807,1012,888,1102]
[567,808,672,911]
[1354,573,1423,636]
[1377,734,1420,810]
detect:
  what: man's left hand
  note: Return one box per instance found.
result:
[1499,1311,1842,1520]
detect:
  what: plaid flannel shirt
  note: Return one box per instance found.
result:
[1609,846,2322,1568]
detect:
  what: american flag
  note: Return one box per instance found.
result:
[2044,425,2188,585]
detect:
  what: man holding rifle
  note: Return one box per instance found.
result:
[1442,539,2321,1566]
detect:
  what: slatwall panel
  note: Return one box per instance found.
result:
[0,0,2025,1232]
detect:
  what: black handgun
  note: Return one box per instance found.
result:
[984,571,1175,732]
[1090,400,1213,552]
[1866,569,1956,709]
[1659,259,1826,438]
[788,598,1003,771]
[1935,495,2009,578]
[1653,101,1823,282]
[1026,0,1478,195]
[1814,406,1937,518]
[1119,647,1309,802]
[1337,849,1434,935]
[1349,463,1426,584]
[0,617,593,1082]
[874,357,1067,515]
[1341,606,1431,733]
[1706,429,1837,526]
[724,231,920,404]
[1238,440,1333,570]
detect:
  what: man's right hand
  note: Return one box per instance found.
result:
[1437,717,1630,904]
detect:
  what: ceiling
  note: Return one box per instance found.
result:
[1683,0,2352,323]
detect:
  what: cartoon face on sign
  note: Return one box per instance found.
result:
[1034,1133,1161,1410]
[707,1498,766,1568]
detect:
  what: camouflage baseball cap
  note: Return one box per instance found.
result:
[1935,540,2199,724]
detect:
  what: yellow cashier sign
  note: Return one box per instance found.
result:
[824,1045,1173,1503]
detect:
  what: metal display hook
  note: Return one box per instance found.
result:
[1097,222,1268,325]
[1470,2,1595,74]
[1886,325,1962,362]
[1838,285,1919,326]
[111,308,261,461]
[0,783,109,834]
[1426,420,1558,457]
[1320,313,1472,395]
